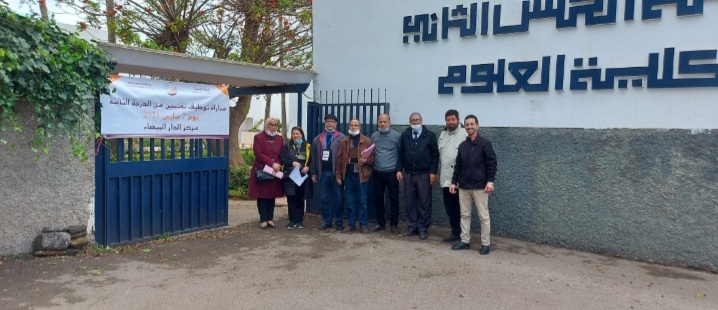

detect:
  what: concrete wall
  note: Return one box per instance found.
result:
[424,126,718,272]
[0,102,95,255]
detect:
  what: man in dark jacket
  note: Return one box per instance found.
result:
[449,114,497,255]
[310,114,346,231]
[396,112,439,240]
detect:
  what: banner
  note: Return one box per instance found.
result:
[100,75,230,138]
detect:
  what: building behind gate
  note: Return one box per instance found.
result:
[311,0,718,271]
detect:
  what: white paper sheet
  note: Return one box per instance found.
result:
[289,166,308,186]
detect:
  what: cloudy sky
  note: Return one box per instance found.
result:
[7,0,82,25]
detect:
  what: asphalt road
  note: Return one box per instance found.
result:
[1,200,716,310]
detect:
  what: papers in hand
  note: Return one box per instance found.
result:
[362,143,375,160]
[289,166,308,186]
[263,165,284,179]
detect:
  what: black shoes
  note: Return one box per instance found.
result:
[390,226,400,235]
[479,245,490,255]
[372,225,385,232]
[287,222,295,230]
[319,223,332,230]
[403,230,419,237]
[452,242,470,250]
[419,231,428,240]
[443,234,460,243]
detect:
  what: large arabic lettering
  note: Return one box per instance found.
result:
[438,48,718,94]
[403,0,704,42]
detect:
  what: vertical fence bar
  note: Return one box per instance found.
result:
[150,138,155,160]
[127,138,133,161]
[117,138,125,162]
[139,138,145,161]
[181,140,186,159]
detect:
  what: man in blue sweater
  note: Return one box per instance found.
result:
[371,114,402,234]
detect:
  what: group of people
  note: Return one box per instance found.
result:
[247,110,497,255]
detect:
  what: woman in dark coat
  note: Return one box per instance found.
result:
[280,127,313,229]
[248,117,284,229]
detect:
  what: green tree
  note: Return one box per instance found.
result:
[51,0,312,168]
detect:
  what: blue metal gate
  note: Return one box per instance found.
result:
[306,89,389,216]
[95,137,229,246]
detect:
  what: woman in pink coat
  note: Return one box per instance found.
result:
[248,117,284,229]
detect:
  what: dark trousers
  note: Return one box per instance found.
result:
[442,187,461,237]
[373,171,400,227]
[257,198,276,222]
[404,172,432,233]
[286,192,305,225]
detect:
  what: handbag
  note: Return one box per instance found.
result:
[255,169,275,182]
[256,134,279,182]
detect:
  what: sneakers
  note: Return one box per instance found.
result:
[260,222,268,229]
[267,221,275,228]
[320,223,332,230]
[361,226,369,234]
[295,222,304,229]
[287,222,295,230]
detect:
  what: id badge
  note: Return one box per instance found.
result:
[353,163,359,173]
[322,150,330,161]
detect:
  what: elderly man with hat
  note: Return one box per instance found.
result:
[310,114,346,231]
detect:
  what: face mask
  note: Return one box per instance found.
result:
[266,130,276,137]
[325,128,335,133]
[294,139,303,145]
[411,124,422,132]
[379,127,389,133]
[348,129,360,136]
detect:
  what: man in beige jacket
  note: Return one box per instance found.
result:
[438,110,467,243]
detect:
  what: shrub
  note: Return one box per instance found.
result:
[229,165,251,198]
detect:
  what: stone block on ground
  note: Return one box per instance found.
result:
[34,250,67,257]
[66,225,87,234]
[70,236,89,248]
[34,232,71,251]
[71,231,88,239]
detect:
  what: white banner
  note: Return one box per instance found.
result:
[100,75,230,138]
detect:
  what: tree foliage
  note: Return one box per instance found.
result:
[0,7,115,160]
[51,0,312,167]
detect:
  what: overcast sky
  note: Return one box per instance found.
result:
[7,0,83,25]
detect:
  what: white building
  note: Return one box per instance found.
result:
[311,0,718,271]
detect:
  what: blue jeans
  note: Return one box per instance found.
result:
[320,171,343,228]
[345,174,368,228]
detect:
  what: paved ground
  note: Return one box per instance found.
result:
[1,200,716,310]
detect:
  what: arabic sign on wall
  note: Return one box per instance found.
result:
[100,75,229,138]
[312,0,718,129]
